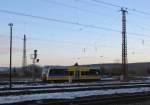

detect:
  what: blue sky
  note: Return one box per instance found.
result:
[0,0,150,67]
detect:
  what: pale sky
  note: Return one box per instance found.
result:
[0,0,150,67]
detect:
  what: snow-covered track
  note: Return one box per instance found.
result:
[1,81,150,90]
[0,83,150,96]
[2,92,150,105]
[0,81,44,85]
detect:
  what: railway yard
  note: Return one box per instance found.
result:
[1,0,150,104]
[0,79,150,105]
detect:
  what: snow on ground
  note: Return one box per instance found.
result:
[0,87,150,104]
[0,81,121,89]
[130,79,150,83]
[0,76,150,89]
[0,81,137,89]
[101,77,117,81]
[0,83,82,89]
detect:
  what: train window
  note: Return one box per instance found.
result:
[81,71,84,75]
[88,69,100,75]
[49,69,67,76]
[81,71,87,75]
[68,71,74,76]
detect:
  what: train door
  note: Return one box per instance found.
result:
[75,68,80,79]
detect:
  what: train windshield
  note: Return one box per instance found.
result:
[42,66,49,75]
[49,69,68,76]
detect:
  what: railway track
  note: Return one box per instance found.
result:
[0,81,44,85]
[0,82,150,105]
[0,83,150,96]
[3,92,150,105]
[0,79,148,85]
[1,81,150,90]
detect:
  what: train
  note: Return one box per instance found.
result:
[41,64,101,82]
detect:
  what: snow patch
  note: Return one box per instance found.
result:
[0,87,150,104]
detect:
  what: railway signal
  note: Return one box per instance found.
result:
[31,50,40,81]
[34,50,37,59]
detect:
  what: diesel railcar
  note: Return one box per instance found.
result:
[41,65,101,82]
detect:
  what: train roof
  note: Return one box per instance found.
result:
[88,65,101,69]
[44,65,101,70]
[44,66,67,69]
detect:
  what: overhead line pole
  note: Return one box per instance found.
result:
[121,8,128,81]
[22,34,27,71]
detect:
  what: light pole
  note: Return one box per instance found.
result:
[8,23,13,89]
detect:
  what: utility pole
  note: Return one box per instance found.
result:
[22,34,27,71]
[8,23,13,89]
[121,8,128,81]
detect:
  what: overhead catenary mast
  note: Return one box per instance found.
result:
[121,8,128,81]
[22,34,27,71]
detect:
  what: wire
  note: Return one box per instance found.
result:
[0,9,121,32]
[2,34,149,52]
[40,0,100,15]
[128,8,150,16]
[0,32,148,47]
[1,31,150,51]
[1,7,150,51]
[0,34,22,39]
[40,0,119,22]
[76,0,150,32]
[1,9,150,38]
[0,34,119,49]
[92,0,121,8]
[91,0,150,17]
